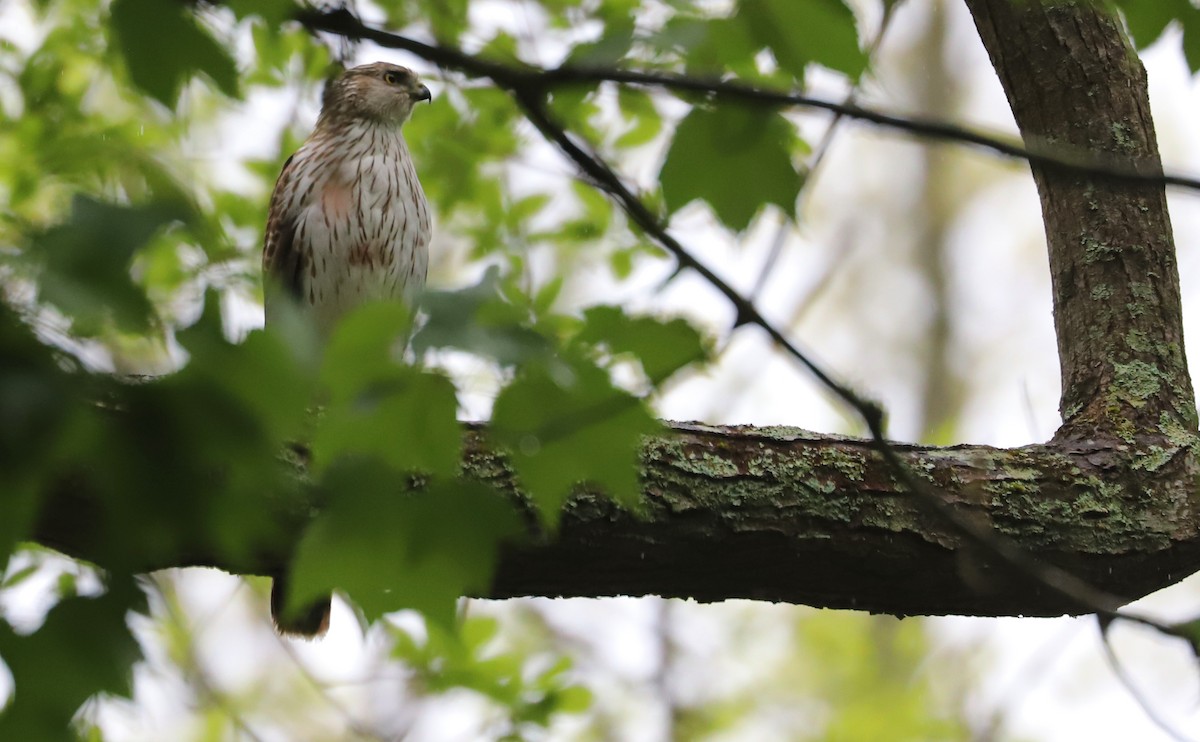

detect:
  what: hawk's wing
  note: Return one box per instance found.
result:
[263,153,305,310]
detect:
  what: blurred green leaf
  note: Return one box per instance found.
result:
[567,20,635,66]
[426,0,470,43]
[0,309,81,566]
[1114,0,1200,72]
[614,87,663,149]
[109,0,240,106]
[577,306,709,385]
[389,616,592,725]
[492,354,659,523]
[289,463,520,627]
[31,196,188,334]
[1118,0,1185,47]
[656,15,761,78]
[225,0,297,25]
[739,0,865,80]
[313,366,461,479]
[532,276,564,314]
[660,106,802,231]
[0,584,140,740]
[28,293,311,572]
[1,563,40,591]
[796,613,966,740]
[318,302,416,396]
[177,292,318,447]
[404,89,520,228]
[312,302,461,478]
[414,267,552,367]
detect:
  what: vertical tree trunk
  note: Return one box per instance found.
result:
[963,0,1195,442]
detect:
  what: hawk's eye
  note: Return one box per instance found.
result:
[384,71,402,85]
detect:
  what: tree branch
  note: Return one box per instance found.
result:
[34,421,1200,617]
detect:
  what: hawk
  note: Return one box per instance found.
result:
[263,62,432,636]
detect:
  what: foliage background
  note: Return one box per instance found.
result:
[3,0,1200,739]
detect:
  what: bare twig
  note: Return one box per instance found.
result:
[298,9,1197,190]
[1097,616,1194,742]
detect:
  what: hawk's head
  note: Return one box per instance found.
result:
[322,62,432,125]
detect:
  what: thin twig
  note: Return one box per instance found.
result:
[1097,615,1194,742]
[298,9,1198,191]
[512,87,883,424]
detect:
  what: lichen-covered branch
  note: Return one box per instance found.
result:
[35,420,1200,617]
[482,422,1200,616]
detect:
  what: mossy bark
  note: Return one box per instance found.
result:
[480,421,1200,616]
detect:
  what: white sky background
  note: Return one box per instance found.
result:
[8,0,1200,740]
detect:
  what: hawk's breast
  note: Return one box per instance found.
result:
[285,121,431,336]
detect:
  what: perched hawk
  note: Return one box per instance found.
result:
[263,62,432,636]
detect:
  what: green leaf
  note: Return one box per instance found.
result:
[413,267,552,366]
[738,0,865,80]
[0,309,80,565]
[427,0,471,43]
[491,355,659,523]
[37,292,311,572]
[656,15,761,78]
[1118,0,1185,48]
[112,293,314,563]
[660,106,802,231]
[388,617,591,725]
[109,0,240,106]
[577,306,710,385]
[556,685,594,714]
[313,367,461,478]
[567,21,635,66]
[289,463,521,628]
[1180,12,1200,72]
[312,302,461,478]
[532,276,564,314]
[31,195,188,334]
[1112,0,1200,72]
[318,301,417,397]
[614,87,663,149]
[177,291,318,447]
[1109,1,1200,72]
[225,0,297,25]
[0,585,141,740]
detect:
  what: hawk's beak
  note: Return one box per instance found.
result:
[415,84,432,102]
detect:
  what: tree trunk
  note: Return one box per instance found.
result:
[964,0,1194,441]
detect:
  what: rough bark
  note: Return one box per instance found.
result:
[965,0,1195,440]
[31,0,1200,617]
[36,414,1200,617]
[483,423,1200,616]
